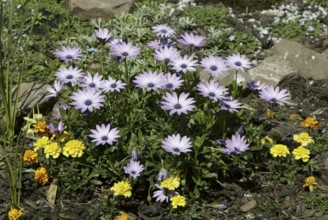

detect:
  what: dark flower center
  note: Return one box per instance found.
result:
[66,75,73,79]
[84,99,92,106]
[131,171,136,175]
[189,43,195,47]
[164,58,170,62]
[166,83,173,89]
[208,92,215,97]
[174,103,182,109]
[111,83,117,88]
[235,61,242,66]
[66,55,73,59]
[89,83,96,88]
[271,98,277,103]
[122,52,129,57]
[180,64,187,69]
[101,136,108,141]
[148,83,155,88]
[173,147,180,152]
[161,29,167,33]
[210,65,217,71]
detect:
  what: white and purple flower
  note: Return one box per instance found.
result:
[161,134,193,155]
[70,88,105,113]
[197,80,228,102]
[223,133,249,155]
[80,72,104,91]
[123,160,144,179]
[161,73,184,90]
[93,28,112,43]
[133,71,164,92]
[89,124,120,146]
[54,46,83,63]
[45,80,64,99]
[170,55,198,74]
[161,92,195,115]
[177,32,206,48]
[259,85,291,106]
[154,46,181,63]
[225,54,252,72]
[101,77,127,93]
[111,41,141,59]
[55,66,84,86]
[200,56,229,77]
[152,24,176,38]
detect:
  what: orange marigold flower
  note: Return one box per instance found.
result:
[34,167,50,186]
[33,120,47,133]
[289,114,298,120]
[301,117,319,129]
[303,176,317,192]
[23,149,38,165]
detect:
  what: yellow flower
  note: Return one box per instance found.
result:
[170,195,186,208]
[160,176,180,190]
[260,136,273,145]
[292,146,310,162]
[8,208,24,220]
[303,176,317,192]
[289,114,299,120]
[110,181,132,198]
[270,144,290,157]
[293,132,314,146]
[301,117,319,129]
[44,142,62,159]
[33,136,49,151]
[63,140,85,158]
[23,149,38,165]
[34,167,50,186]
[33,120,47,133]
[114,212,131,220]
[266,111,275,119]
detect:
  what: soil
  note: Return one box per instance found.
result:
[1,1,328,219]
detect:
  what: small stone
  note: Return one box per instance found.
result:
[240,199,257,212]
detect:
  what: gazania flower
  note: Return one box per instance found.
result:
[161,73,184,90]
[55,66,84,86]
[44,142,62,159]
[154,46,181,63]
[23,149,38,165]
[110,181,132,198]
[170,194,186,208]
[101,77,127,93]
[170,55,198,74]
[223,133,249,154]
[200,56,229,77]
[270,144,290,157]
[197,80,228,102]
[153,184,170,203]
[93,27,112,43]
[8,207,24,220]
[259,85,291,106]
[133,71,164,91]
[220,98,243,113]
[161,134,192,155]
[70,88,105,113]
[303,176,317,192]
[80,72,104,91]
[152,24,176,38]
[293,132,314,146]
[161,92,196,115]
[160,175,180,190]
[301,117,319,129]
[34,167,50,186]
[89,124,120,146]
[63,140,86,158]
[123,160,144,179]
[246,80,268,92]
[45,80,64,99]
[111,41,141,59]
[225,54,252,72]
[177,32,206,48]
[292,146,310,162]
[54,45,83,63]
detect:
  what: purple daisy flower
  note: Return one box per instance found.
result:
[70,88,105,113]
[133,71,164,91]
[200,56,230,77]
[111,41,141,59]
[161,92,195,115]
[223,133,249,155]
[161,73,184,90]
[154,46,181,63]
[54,46,83,63]
[153,184,170,203]
[101,77,127,93]
[170,55,198,74]
[131,150,139,161]
[197,80,229,102]
[225,54,252,72]
[177,32,206,48]
[93,28,112,43]
[156,170,170,181]
[246,80,268,92]
[123,160,144,179]
[52,102,69,120]
[45,80,64,99]
[55,66,84,86]
[48,121,66,134]
[152,24,176,38]
[220,98,243,113]
[161,134,193,155]
[80,72,104,91]
[259,85,291,106]
[89,124,120,146]
[147,39,175,50]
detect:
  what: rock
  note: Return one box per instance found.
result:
[249,40,328,86]
[323,49,328,59]
[240,199,257,212]
[66,0,134,19]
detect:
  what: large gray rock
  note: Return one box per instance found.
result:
[66,0,134,18]
[248,39,328,85]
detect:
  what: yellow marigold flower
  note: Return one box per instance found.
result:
[23,149,38,165]
[160,176,180,190]
[292,146,310,162]
[114,212,130,220]
[8,208,24,220]
[303,176,317,192]
[34,167,50,186]
[293,132,314,146]
[260,136,273,145]
[110,181,132,198]
[63,140,85,158]
[170,195,186,208]
[301,117,319,129]
[33,120,47,133]
[44,142,62,159]
[270,144,290,157]
[33,136,49,151]
[266,111,275,119]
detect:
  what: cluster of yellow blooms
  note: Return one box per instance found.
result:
[303,176,318,192]
[8,208,24,220]
[301,117,319,129]
[159,175,186,209]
